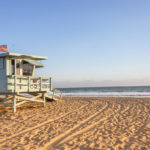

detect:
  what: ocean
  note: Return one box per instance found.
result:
[58,86,150,97]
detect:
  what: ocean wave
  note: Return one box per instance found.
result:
[62,92,150,97]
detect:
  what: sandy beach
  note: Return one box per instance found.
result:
[0,97,150,150]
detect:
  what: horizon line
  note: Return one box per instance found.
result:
[56,85,150,89]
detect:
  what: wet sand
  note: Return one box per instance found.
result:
[0,97,150,150]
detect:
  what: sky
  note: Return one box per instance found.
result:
[0,0,150,87]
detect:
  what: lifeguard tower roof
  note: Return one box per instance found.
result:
[0,52,48,60]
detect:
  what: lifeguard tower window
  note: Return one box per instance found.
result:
[16,60,20,75]
[11,60,15,75]
[11,59,21,75]
[23,61,34,76]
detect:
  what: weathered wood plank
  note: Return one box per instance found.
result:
[16,101,28,106]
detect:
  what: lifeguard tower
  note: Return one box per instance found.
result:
[0,52,62,112]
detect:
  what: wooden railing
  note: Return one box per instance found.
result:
[49,88,63,100]
[7,75,52,93]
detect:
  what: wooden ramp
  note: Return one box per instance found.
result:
[46,88,62,101]
[30,89,62,101]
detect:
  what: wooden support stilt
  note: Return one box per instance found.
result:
[12,94,16,113]
[52,90,55,99]
[42,93,46,107]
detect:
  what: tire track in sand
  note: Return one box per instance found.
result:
[48,101,125,150]
[54,99,150,150]
[42,101,115,150]
[0,102,90,143]
[0,100,107,150]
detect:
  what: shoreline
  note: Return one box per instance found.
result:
[0,97,150,149]
[63,96,150,98]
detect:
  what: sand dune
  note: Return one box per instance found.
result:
[0,97,150,150]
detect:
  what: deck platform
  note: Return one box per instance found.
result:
[0,75,62,112]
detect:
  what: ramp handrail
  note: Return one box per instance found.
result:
[48,88,62,100]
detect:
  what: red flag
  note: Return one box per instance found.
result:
[0,45,8,52]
